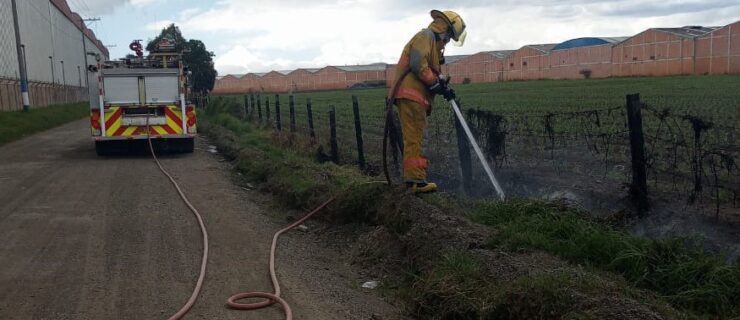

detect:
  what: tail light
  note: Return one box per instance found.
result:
[186,106,197,133]
[91,110,101,136]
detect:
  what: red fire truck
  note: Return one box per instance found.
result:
[89,39,196,155]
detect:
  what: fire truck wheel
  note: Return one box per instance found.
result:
[170,138,194,153]
[182,138,195,153]
[95,141,112,156]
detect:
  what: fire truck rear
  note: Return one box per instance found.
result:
[89,39,196,155]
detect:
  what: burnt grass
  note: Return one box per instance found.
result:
[200,99,739,320]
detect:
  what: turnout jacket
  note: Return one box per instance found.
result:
[393,29,443,111]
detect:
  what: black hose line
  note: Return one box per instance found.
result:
[383,69,411,185]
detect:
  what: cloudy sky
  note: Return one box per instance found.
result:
[68,0,740,75]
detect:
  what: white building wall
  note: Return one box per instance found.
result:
[0,0,20,79]
[0,0,106,85]
[18,0,57,83]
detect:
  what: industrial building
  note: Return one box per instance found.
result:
[0,0,109,111]
[213,20,740,94]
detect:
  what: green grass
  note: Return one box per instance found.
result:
[200,99,376,213]
[0,102,89,146]
[201,105,738,319]
[472,200,740,318]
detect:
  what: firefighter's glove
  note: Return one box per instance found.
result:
[428,75,454,99]
[428,80,446,96]
[443,86,456,101]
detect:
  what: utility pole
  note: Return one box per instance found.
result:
[77,66,82,87]
[11,0,30,111]
[80,17,100,94]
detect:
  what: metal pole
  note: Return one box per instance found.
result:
[449,99,506,200]
[77,66,82,87]
[61,60,66,102]
[79,17,99,88]
[81,22,89,87]
[49,56,55,85]
[10,0,30,111]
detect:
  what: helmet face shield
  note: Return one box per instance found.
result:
[452,30,467,47]
[430,9,467,46]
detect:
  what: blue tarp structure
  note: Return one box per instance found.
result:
[553,37,628,50]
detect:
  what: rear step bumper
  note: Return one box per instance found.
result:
[94,134,195,141]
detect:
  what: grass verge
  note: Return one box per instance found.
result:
[471,200,740,318]
[201,97,738,319]
[0,102,89,146]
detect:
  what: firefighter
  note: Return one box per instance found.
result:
[392,10,467,193]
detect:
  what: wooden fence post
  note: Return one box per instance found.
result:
[266,96,271,121]
[275,94,281,131]
[257,94,262,121]
[250,94,256,117]
[385,97,403,176]
[626,93,649,216]
[244,94,249,119]
[453,103,473,194]
[307,98,315,139]
[289,95,296,133]
[352,95,366,169]
[329,105,339,164]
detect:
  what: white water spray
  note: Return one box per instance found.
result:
[449,99,506,200]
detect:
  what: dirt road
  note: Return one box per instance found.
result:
[0,120,401,319]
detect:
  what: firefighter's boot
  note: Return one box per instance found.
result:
[407,182,438,194]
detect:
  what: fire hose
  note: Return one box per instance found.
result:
[145,112,385,320]
[145,114,209,320]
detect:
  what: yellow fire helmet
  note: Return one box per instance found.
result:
[430,10,467,47]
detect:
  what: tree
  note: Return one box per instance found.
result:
[147,24,217,94]
[184,40,217,94]
[146,24,187,53]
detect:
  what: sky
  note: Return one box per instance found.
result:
[67,0,740,76]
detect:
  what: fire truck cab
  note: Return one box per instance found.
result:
[89,39,196,155]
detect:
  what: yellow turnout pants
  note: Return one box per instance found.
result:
[396,99,428,183]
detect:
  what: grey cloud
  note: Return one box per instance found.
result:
[387,0,738,18]
[593,0,740,17]
[67,0,143,16]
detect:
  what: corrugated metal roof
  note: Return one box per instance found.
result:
[292,68,322,74]
[553,37,628,50]
[653,26,719,38]
[483,50,516,59]
[333,63,387,72]
[444,55,471,64]
[526,43,558,53]
[276,70,292,75]
[220,74,241,79]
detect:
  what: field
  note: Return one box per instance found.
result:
[239,74,739,119]
[212,75,739,222]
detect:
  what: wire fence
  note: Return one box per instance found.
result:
[206,92,739,222]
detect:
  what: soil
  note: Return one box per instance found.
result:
[0,119,404,320]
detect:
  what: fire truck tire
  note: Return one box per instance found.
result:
[182,138,195,153]
[95,141,112,156]
[170,138,194,153]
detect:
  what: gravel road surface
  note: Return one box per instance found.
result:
[0,119,401,320]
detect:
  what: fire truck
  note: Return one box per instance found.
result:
[89,39,196,155]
